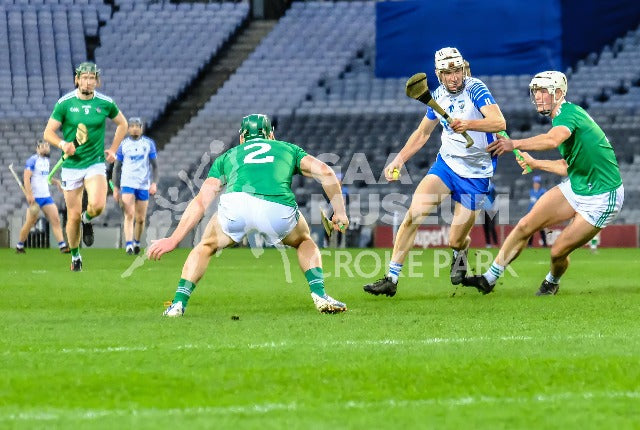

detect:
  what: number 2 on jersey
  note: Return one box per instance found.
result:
[243,142,274,164]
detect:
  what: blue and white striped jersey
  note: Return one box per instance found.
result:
[116,136,157,189]
[25,154,51,198]
[426,77,498,178]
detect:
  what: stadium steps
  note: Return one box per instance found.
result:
[147,19,277,150]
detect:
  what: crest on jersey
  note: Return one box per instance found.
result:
[457,99,465,111]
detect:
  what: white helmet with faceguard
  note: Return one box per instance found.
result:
[529,71,568,116]
[434,47,466,95]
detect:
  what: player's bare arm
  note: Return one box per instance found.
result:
[112,159,122,201]
[51,178,63,192]
[385,116,438,181]
[44,118,76,156]
[149,158,159,195]
[488,125,570,156]
[451,104,506,134]
[22,168,35,204]
[148,177,222,259]
[517,151,568,176]
[105,112,128,163]
[299,155,349,230]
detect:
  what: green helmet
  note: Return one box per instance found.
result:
[239,114,272,140]
[75,61,100,77]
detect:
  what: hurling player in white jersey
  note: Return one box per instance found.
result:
[16,140,69,254]
[112,117,158,255]
[364,47,506,297]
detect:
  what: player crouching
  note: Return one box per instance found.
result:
[148,114,348,316]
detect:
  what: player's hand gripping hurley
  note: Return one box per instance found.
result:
[406,73,474,148]
[320,209,346,238]
[47,123,88,184]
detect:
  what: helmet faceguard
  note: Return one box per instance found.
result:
[75,62,100,94]
[239,114,273,141]
[529,71,567,116]
[75,62,100,78]
[434,47,466,95]
[128,117,144,139]
[128,117,143,127]
[36,138,50,156]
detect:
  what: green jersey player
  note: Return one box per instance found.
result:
[463,71,624,296]
[148,114,349,316]
[43,62,128,271]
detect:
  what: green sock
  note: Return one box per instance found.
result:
[305,267,326,296]
[82,211,93,223]
[174,278,196,306]
[70,247,80,258]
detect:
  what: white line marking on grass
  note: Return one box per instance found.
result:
[2,333,618,356]
[2,391,639,422]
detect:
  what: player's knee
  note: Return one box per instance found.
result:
[403,211,422,229]
[515,218,536,237]
[88,202,105,216]
[67,211,81,223]
[198,240,219,256]
[135,216,145,225]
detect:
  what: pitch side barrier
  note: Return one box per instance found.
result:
[373,224,639,248]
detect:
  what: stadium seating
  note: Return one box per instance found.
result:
[94,1,249,127]
[0,0,249,227]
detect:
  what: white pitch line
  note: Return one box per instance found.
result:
[2,391,639,422]
[1,333,619,356]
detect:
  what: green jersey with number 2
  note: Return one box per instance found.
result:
[208,138,308,208]
[553,102,622,195]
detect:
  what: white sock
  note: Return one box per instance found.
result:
[483,262,505,285]
[81,211,91,223]
[545,272,560,284]
[387,261,402,283]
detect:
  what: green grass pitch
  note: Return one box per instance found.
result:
[1,247,639,429]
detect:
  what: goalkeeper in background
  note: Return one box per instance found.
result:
[112,117,159,255]
[464,71,624,296]
[43,61,128,271]
[148,114,349,316]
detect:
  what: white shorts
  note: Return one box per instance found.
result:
[61,163,106,191]
[217,192,299,245]
[558,180,624,228]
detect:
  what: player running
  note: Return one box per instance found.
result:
[112,117,158,255]
[43,61,128,271]
[363,47,506,297]
[16,139,69,254]
[148,114,349,316]
[463,71,624,295]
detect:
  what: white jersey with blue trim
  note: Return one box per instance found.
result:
[25,154,51,198]
[426,77,498,178]
[116,136,157,189]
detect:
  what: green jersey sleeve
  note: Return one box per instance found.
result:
[290,143,308,174]
[107,100,120,119]
[208,153,227,183]
[51,100,66,123]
